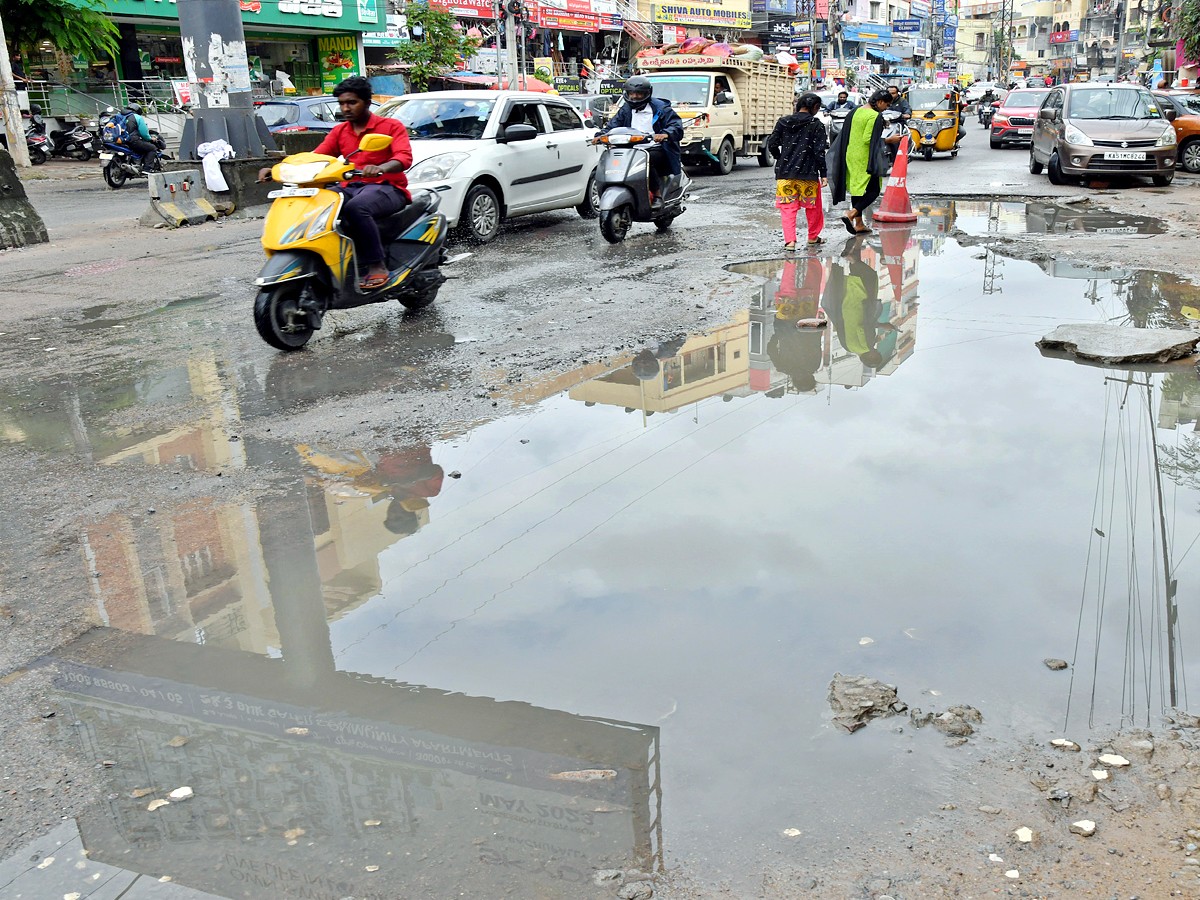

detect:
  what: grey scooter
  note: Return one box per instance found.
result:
[594,128,690,244]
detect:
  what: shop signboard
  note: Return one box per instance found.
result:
[892,17,920,33]
[1048,30,1071,44]
[363,13,408,46]
[909,0,930,14]
[766,0,796,12]
[841,24,892,43]
[539,8,601,30]
[438,0,497,17]
[914,38,930,55]
[77,0,380,32]
[598,12,623,29]
[651,0,753,30]
[356,0,378,24]
[552,75,583,92]
[598,78,625,94]
[942,25,956,43]
[317,34,361,92]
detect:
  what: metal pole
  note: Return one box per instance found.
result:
[176,0,275,159]
[0,14,33,168]
[505,6,520,89]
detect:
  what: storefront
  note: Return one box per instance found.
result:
[65,0,381,97]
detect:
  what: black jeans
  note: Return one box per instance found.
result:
[125,137,157,168]
[851,178,881,215]
[333,182,408,268]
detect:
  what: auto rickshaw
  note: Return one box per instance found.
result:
[903,84,964,160]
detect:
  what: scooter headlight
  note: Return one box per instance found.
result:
[408,152,469,182]
[277,160,331,184]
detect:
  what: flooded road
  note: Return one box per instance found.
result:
[5,220,1200,897]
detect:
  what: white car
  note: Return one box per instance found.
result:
[376,90,602,243]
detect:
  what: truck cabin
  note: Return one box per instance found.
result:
[642,73,737,109]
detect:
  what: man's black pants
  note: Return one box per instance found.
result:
[333,182,408,269]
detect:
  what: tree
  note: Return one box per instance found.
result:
[392,2,481,93]
[1180,0,1200,66]
[2,0,119,67]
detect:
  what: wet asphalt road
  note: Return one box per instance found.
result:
[4,135,1200,898]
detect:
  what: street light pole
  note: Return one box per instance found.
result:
[0,14,33,168]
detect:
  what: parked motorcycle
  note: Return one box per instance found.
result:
[594,128,690,244]
[24,126,50,165]
[98,131,168,189]
[254,133,458,351]
[47,124,95,160]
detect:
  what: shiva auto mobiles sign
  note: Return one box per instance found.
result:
[652,1,753,30]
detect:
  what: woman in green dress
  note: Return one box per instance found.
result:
[827,89,903,235]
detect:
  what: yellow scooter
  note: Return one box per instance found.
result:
[255,133,452,351]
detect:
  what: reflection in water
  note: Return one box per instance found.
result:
[922,198,1167,237]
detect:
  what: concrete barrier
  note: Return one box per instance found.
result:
[143,170,218,227]
[0,149,49,249]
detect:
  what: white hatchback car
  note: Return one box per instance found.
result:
[376,90,602,243]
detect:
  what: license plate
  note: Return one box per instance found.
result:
[1017,128,1033,135]
[1096,226,1139,234]
[1103,151,1146,161]
[99,152,113,161]
[267,187,319,199]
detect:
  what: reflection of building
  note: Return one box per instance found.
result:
[567,314,751,412]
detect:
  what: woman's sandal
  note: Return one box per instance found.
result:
[840,215,857,235]
[784,241,797,251]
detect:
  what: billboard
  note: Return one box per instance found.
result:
[651,0,753,29]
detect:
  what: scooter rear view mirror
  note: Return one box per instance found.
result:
[357,133,394,153]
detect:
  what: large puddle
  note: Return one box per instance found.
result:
[6,226,1200,896]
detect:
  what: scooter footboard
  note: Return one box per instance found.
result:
[255,251,320,288]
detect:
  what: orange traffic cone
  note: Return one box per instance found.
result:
[873,135,917,224]
[877,223,914,302]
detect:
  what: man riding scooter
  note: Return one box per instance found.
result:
[596,75,684,199]
[257,76,412,291]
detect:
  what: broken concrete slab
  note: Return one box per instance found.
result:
[1037,324,1199,365]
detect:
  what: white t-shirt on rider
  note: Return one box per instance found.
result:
[630,106,654,135]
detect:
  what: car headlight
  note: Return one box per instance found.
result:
[1063,122,1094,146]
[408,152,469,182]
[1157,127,1177,147]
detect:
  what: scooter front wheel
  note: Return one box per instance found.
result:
[103,160,127,189]
[600,206,631,244]
[30,147,48,165]
[254,284,315,351]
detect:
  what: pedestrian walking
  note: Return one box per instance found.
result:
[766,92,828,251]
[826,88,902,236]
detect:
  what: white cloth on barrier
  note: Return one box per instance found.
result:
[196,139,235,191]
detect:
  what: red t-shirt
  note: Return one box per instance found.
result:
[313,113,413,197]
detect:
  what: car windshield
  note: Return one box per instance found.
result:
[1004,91,1044,106]
[645,75,711,107]
[1175,94,1200,115]
[907,89,954,111]
[255,103,298,127]
[391,97,496,139]
[1067,88,1161,120]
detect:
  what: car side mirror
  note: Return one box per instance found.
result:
[499,123,539,143]
[583,116,596,128]
[715,91,734,106]
[1038,107,1056,120]
[1164,108,1177,121]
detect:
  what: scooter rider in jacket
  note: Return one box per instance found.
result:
[597,75,685,197]
[122,103,160,172]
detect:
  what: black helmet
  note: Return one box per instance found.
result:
[125,102,144,115]
[623,75,652,111]
[30,103,43,115]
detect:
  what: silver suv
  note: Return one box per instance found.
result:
[1029,83,1177,186]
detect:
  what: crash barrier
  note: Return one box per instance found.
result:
[0,148,49,249]
[146,170,217,227]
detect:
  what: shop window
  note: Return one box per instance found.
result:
[545,102,583,131]
[975,32,985,49]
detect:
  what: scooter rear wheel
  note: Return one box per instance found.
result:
[600,206,631,244]
[30,147,48,165]
[254,285,315,351]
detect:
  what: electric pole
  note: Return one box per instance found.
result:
[0,14,32,168]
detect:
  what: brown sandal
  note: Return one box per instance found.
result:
[360,271,389,290]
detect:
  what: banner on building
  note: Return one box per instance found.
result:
[363,13,408,46]
[318,34,361,92]
[651,1,753,30]
[891,17,920,33]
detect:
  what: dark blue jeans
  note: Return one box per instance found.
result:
[333,182,407,269]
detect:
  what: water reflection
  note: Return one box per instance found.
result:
[919,198,1168,237]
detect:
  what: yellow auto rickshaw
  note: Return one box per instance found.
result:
[904,85,964,160]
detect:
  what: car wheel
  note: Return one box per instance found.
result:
[1047,150,1067,185]
[990,136,1002,149]
[1152,170,1175,186]
[576,171,599,218]
[458,182,501,244]
[1029,147,1044,174]
[1180,137,1200,174]
[712,138,735,175]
